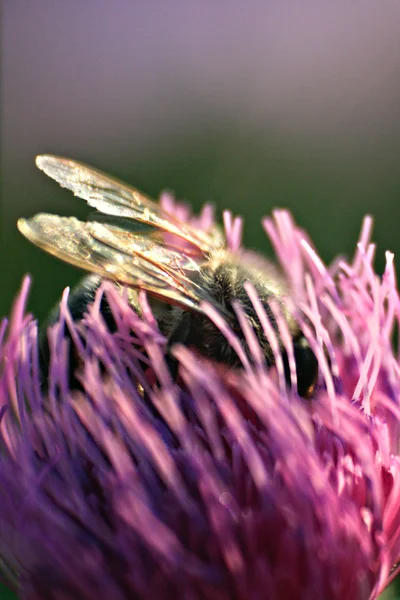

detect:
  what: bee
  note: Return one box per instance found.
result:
[17,155,318,397]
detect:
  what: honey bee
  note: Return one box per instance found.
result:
[18,155,318,397]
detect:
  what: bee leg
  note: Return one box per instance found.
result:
[292,335,319,398]
[165,312,192,380]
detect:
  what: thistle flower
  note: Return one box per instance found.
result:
[1,206,400,600]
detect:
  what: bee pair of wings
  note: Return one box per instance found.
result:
[18,156,227,316]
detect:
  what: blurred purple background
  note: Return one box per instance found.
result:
[2,1,400,318]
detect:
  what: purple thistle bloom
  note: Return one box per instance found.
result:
[1,205,400,599]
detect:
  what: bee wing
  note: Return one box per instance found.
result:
[17,214,227,316]
[36,155,223,254]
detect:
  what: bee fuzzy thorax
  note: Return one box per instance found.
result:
[204,248,289,310]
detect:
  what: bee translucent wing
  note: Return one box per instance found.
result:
[17,214,225,315]
[36,155,223,254]
[87,221,204,273]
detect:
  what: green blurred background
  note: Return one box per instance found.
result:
[2,2,400,598]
